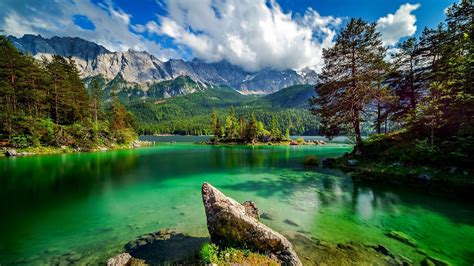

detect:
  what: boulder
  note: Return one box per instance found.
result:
[241,201,259,220]
[5,149,17,157]
[201,182,302,266]
[107,253,131,266]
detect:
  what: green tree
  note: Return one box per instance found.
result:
[270,115,282,140]
[224,107,238,141]
[285,128,290,140]
[389,37,422,114]
[245,114,258,143]
[237,115,246,140]
[310,18,386,148]
[110,93,127,131]
[210,110,223,138]
[91,79,103,123]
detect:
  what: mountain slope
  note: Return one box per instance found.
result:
[8,34,317,94]
[128,83,318,135]
[262,84,316,108]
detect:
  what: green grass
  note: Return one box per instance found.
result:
[199,243,279,265]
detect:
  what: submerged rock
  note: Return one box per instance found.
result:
[385,230,417,247]
[421,256,450,266]
[284,219,299,227]
[260,212,276,220]
[201,182,302,266]
[5,149,17,157]
[303,155,320,166]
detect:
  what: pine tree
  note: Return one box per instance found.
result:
[245,114,258,143]
[390,37,421,112]
[224,107,238,141]
[110,93,127,131]
[91,78,103,124]
[270,115,282,140]
[210,110,222,138]
[238,115,246,140]
[310,18,386,148]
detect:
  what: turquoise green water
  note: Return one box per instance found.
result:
[0,144,473,265]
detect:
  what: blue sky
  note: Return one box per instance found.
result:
[0,0,458,71]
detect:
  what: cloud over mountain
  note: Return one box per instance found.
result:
[139,0,341,72]
[0,0,179,60]
[1,0,423,72]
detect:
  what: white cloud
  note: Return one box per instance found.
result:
[1,0,420,71]
[377,3,420,46]
[141,0,341,72]
[0,0,180,60]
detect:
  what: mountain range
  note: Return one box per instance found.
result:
[8,34,317,95]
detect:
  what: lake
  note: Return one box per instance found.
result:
[139,135,350,143]
[1,143,473,265]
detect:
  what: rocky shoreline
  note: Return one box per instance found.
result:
[107,183,426,266]
[1,140,152,158]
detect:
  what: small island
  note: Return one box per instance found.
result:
[206,107,327,146]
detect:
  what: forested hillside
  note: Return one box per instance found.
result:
[129,84,318,135]
[0,36,137,150]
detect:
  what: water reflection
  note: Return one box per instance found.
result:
[0,144,472,265]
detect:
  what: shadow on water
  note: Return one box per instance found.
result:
[127,233,209,264]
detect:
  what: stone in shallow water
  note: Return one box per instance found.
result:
[385,230,417,247]
[201,182,302,265]
[260,212,276,220]
[284,219,299,226]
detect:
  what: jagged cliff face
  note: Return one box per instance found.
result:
[8,34,317,94]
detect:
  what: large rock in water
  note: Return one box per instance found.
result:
[201,182,302,265]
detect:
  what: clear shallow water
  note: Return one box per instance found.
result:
[0,144,473,265]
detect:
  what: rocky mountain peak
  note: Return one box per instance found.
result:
[8,35,317,94]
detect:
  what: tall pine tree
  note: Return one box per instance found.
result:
[310,18,386,148]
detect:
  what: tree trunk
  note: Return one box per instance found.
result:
[353,109,362,148]
[94,99,98,124]
[409,55,416,109]
[376,102,382,134]
[54,80,59,124]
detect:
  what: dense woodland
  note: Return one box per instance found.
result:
[0,36,137,149]
[310,0,473,168]
[209,107,289,144]
[128,84,319,136]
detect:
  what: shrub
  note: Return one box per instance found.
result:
[199,243,278,265]
[296,137,304,144]
[199,243,218,264]
[11,134,33,148]
[114,128,137,144]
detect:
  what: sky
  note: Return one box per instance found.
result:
[0,0,458,72]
